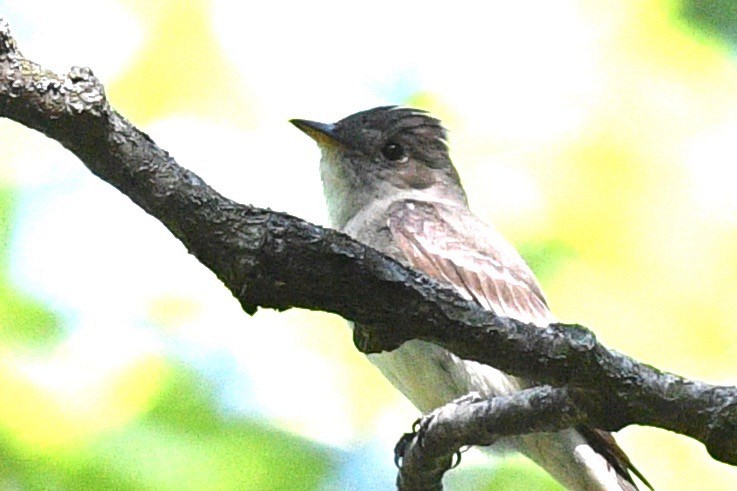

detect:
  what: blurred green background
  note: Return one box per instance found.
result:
[1,0,737,489]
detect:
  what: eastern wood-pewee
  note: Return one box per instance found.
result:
[291,106,648,490]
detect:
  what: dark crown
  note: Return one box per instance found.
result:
[334,106,452,170]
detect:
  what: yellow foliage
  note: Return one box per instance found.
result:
[0,349,168,452]
[109,0,253,125]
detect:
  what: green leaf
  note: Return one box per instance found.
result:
[678,0,737,48]
[1,365,341,490]
[517,239,577,283]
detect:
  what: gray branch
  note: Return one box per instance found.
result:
[2,18,737,489]
[395,387,588,490]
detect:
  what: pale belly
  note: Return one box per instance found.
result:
[366,337,522,414]
[366,337,624,490]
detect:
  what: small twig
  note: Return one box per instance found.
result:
[395,388,587,490]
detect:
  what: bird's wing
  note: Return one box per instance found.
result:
[386,199,649,491]
[386,199,554,327]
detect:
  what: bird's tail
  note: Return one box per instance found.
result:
[511,426,651,491]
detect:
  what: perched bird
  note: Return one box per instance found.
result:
[291,106,649,490]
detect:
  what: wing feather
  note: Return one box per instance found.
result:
[387,199,554,326]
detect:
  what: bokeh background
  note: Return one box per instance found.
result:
[1,0,737,489]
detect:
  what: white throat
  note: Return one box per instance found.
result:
[319,150,467,231]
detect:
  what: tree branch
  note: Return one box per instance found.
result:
[395,387,588,490]
[2,18,737,487]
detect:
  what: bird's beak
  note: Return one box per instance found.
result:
[290,119,344,148]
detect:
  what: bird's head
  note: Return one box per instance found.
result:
[291,106,465,227]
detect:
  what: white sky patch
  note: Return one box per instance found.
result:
[466,159,545,216]
[1,119,86,187]
[4,0,142,81]
[13,319,163,410]
[214,0,601,146]
[462,154,549,239]
[144,118,330,225]
[9,170,211,315]
[683,121,737,224]
[175,308,361,447]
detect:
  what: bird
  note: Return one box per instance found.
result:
[291,106,649,490]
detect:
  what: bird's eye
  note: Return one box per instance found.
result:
[380,141,407,162]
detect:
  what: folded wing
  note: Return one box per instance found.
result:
[386,199,648,491]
